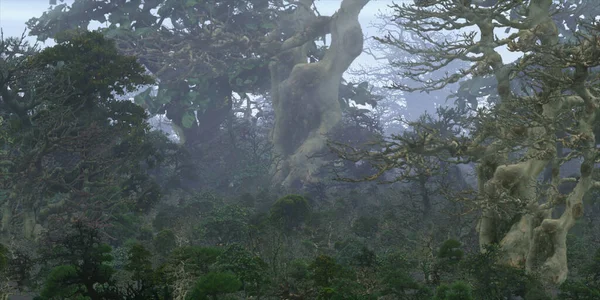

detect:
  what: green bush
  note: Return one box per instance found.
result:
[351,216,379,238]
[270,194,311,230]
[434,281,474,300]
[187,272,242,300]
[153,229,177,255]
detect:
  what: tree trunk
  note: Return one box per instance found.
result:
[475,0,597,285]
[269,0,369,188]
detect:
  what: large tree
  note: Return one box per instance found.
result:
[332,0,600,285]
[27,0,372,189]
[0,31,159,240]
[267,0,370,187]
[28,0,279,147]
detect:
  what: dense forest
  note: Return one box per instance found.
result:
[1,0,600,299]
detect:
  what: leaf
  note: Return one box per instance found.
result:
[134,27,153,36]
[182,111,196,128]
[261,22,275,29]
[156,89,172,104]
[133,87,152,105]
[102,27,128,39]
[185,0,197,7]
[188,78,201,85]
[187,91,199,103]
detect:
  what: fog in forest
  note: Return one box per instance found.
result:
[1,0,600,299]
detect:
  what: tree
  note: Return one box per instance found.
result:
[0,31,158,239]
[35,221,120,300]
[348,13,471,133]
[378,250,430,299]
[433,281,474,300]
[331,0,600,285]
[270,194,311,231]
[27,0,373,189]
[267,0,370,188]
[186,272,242,300]
[559,247,600,299]
[215,244,268,298]
[27,0,281,148]
[122,243,173,300]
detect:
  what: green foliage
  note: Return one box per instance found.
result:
[123,243,173,300]
[181,111,196,129]
[288,259,310,281]
[0,243,7,272]
[583,247,600,284]
[186,272,242,300]
[36,265,86,300]
[433,281,474,300]
[559,247,600,299]
[5,249,34,289]
[338,80,381,108]
[334,239,377,268]
[559,280,600,299]
[170,246,223,276]
[237,193,256,208]
[438,239,463,262]
[36,222,118,300]
[270,194,311,231]
[351,216,379,238]
[435,239,464,276]
[309,255,343,288]
[153,210,177,231]
[30,30,153,102]
[153,230,177,255]
[27,0,279,145]
[125,244,153,281]
[105,213,144,244]
[461,245,547,299]
[318,278,374,300]
[378,251,430,299]
[36,225,174,300]
[215,244,268,297]
[202,205,250,245]
[0,30,161,238]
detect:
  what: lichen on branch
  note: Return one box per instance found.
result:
[330,0,600,285]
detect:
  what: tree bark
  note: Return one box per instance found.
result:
[475,0,598,285]
[269,0,370,188]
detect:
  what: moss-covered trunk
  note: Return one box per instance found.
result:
[474,0,598,285]
[269,0,369,188]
